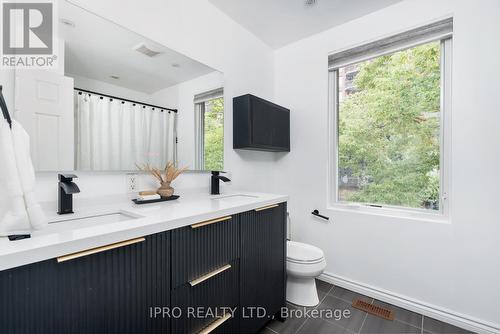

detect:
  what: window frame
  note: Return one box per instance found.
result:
[194,101,206,170]
[327,37,452,221]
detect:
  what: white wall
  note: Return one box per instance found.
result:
[150,85,179,107]
[273,0,500,332]
[151,71,224,169]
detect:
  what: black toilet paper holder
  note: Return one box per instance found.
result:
[311,209,329,221]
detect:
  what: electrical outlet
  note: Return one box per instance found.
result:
[126,173,138,193]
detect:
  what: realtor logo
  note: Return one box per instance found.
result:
[1,0,58,68]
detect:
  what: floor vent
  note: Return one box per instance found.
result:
[352,299,395,321]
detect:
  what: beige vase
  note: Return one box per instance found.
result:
[157,181,174,198]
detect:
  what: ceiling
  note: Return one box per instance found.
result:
[59,2,217,94]
[209,0,403,48]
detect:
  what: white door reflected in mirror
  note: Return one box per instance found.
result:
[15,70,74,171]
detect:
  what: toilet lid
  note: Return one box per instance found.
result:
[287,241,324,263]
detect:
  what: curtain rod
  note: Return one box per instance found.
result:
[75,87,178,113]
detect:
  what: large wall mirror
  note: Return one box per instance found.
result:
[11,1,224,172]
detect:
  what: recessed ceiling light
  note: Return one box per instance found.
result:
[60,18,75,28]
[171,63,180,68]
[110,75,120,80]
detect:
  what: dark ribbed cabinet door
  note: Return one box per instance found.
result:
[239,203,287,334]
[0,231,171,334]
[171,216,240,288]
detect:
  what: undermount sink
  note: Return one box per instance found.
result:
[212,194,259,201]
[49,212,140,227]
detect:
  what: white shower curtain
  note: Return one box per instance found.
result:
[75,92,176,171]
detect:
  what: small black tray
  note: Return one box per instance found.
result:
[132,195,180,205]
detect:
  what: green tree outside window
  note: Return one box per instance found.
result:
[338,41,441,210]
[204,97,224,171]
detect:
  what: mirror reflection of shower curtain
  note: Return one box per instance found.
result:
[75,93,176,171]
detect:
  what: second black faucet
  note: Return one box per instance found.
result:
[211,171,231,195]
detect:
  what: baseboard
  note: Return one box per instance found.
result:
[319,272,500,334]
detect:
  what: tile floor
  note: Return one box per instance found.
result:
[260,280,475,334]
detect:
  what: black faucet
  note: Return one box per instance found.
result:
[58,174,80,215]
[211,171,231,195]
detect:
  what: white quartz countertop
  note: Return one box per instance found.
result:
[0,191,288,271]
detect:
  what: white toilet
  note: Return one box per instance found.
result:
[286,240,326,307]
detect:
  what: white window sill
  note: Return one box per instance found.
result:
[326,203,450,224]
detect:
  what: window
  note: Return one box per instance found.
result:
[194,88,224,170]
[329,19,452,214]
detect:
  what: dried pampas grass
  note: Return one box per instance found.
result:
[136,162,188,184]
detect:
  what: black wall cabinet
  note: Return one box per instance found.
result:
[0,204,286,334]
[233,94,290,152]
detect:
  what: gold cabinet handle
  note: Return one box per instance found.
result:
[57,237,145,263]
[198,312,232,334]
[255,204,279,212]
[189,264,232,287]
[191,216,232,229]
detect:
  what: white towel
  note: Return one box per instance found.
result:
[0,119,47,236]
[0,119,30,235]
[137,194,160,201]
[11,121,47,230]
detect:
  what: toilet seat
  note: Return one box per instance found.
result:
[287,257,324,265]
[287,241,324,264]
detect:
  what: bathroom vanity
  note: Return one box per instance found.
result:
[0,193,287,334]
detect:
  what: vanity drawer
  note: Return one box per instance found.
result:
[171,260,240,334]
[171,215,239,287]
